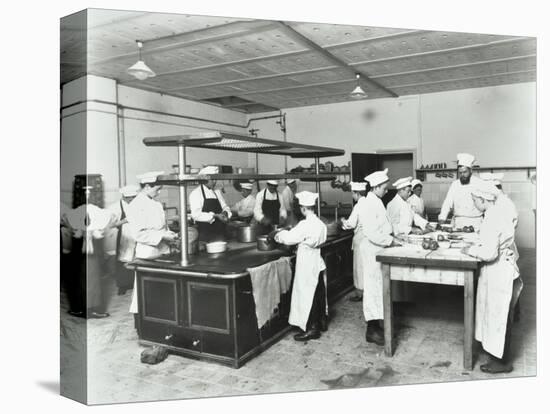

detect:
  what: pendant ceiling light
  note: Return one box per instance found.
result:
[349,73,368,99]
[127,41,156,81]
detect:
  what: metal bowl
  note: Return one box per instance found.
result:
[256,235,277,251]
[206,241,227,254]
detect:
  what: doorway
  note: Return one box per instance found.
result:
[351,151,414,205]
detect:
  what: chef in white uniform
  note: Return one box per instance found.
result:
[407,179,426,218]
[462,179,522,373]
[106,184,139,295]
[189,166,232,242]
[274,191,327,341]
[438,153,484,230]
[281,178,298,217]
[341,181,368,302]
[362,169,398,346]
[387,177,432,236]
[253,179,287,229]
[128,171,178,315]
[231,182,256,221]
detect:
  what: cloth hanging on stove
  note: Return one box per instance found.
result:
[247,256,292,329]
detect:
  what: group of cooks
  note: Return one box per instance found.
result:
[60,152,522,374]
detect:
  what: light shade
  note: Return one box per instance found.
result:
[127,60,156,80]
[349,85,368,99]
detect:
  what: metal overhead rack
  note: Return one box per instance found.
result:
[142,131,346,267]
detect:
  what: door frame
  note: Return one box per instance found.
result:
[376,148,418,174]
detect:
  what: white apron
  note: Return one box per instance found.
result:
[342,197,369,290]
[288,244,327,331]
[128,193,170,314]
[475,248,520,358]
[352,232,366,290]
[275,214,327,331]
[469,200,520,358]
[360,193,394,322]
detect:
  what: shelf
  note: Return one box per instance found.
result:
[157,173,338,186]
[416,166,535,173]
[143,131,345,158]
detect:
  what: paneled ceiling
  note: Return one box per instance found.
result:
[61,9,537,113]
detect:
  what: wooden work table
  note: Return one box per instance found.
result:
[376,245,481,370]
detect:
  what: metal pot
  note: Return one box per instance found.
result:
[206,241,227,254]
[256,235,277,251]
[237,224,259,243]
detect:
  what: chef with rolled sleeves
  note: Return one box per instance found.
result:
[231,182,256,222]
[189,166,232,242]
[253,179,287,231]
[438,153,484,231]
[387,177,433,236]
[461,179,522,373]
[274,191,327,341]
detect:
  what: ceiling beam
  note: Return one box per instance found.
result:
[370,54,536,80]
[323,29,429,50]
[165,65,342,92]
[389,69,536,89]
[350,37,533,67]
[119,49,312,83]
[91,20,278,66]
[276,21,398,98]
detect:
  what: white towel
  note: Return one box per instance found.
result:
[247,257,292,329]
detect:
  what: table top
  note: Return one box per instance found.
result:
[376,245,481,270]
[129,232,352,277]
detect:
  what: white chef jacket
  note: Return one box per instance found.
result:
[106,200,137,263]
[281,185,295,212]
[407,193,425,217]
[275,213,327,331]
[189,185,232,223]
[467,199,520,358]
[341,196,368,290]
[253,188,288,223]
[127,192,170,259]
[361,192,394,322]
[232,194,256,218]
[438,176,484,229]
[387,194,428,235]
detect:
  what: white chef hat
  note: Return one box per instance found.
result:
[480,172,504,186]
[137,171,164,184]
[198,166,219,175]
[286,179,296,184]
[119,184,140,197]
[365,168,389,187]
[295,191,318,207]
[266,179,279,186]
[240,183,253,190]
[471,179,500,201]
[350,181,367,192]
[457,153,475,168]
[411,179,422,189]
[393,176,413,190]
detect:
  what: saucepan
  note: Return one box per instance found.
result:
[236,223,259,243]
[256,235,277,251]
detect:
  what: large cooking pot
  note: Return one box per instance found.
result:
[237,224,259,243]
[256,235,277,251]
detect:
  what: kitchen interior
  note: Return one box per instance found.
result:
[60,8,537,404]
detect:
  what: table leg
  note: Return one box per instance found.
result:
[464,270,474,370]
[382,264,393,357]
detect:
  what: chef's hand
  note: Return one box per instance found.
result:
[410,227,423,235]
[425,223,436,232]
[162,231,178,242]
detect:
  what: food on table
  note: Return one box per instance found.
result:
[429,241,439,250]
[437,234,446,242]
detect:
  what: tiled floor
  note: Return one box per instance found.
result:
[60,249,536,405]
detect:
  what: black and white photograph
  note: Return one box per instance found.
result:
[4,1,547,412]
[57,5,540,405]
